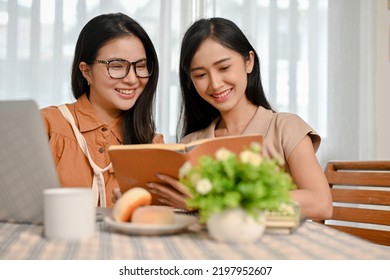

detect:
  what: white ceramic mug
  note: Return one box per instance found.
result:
[43,188,95,240]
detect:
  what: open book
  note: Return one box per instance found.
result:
[109,134,263,203]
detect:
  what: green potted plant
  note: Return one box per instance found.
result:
[179,141,297,243]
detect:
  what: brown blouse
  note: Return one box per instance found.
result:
[41,94,164,207]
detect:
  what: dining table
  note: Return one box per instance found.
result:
[0,209,389,260]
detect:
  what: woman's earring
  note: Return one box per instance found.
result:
[87,80,91,86]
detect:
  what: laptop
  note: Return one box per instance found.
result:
[0,100,60,224]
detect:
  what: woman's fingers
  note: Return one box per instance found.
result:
[156,173,192,197]
[146,182,189,210]
[111,187,122,204]
[158,195,187,210]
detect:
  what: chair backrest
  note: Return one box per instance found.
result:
[317,161,390,246]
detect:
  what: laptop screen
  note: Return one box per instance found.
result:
[0,100,60,224]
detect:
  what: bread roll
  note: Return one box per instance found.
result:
[112,187,152,222]
[131,206,174,225]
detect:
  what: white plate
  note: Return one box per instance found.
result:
[104,214,198,236]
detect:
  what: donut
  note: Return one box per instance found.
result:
[112,187,152,222]
[131,206,174,225]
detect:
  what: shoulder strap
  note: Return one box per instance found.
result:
[57,104,111,207]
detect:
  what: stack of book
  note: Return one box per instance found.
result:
[265,202,303,234]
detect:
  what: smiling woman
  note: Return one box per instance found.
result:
[147,17,333,221]
[40,13,164,208]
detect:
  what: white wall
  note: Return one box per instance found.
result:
[375,0,390,159]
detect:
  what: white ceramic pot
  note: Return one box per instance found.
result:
[206,208,266,243]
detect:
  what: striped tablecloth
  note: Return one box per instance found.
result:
[0,219,389,260]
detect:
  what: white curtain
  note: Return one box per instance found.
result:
[323,0,376,163]
[0,0,376,166]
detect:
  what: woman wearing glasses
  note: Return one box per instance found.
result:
[41,13,163,207]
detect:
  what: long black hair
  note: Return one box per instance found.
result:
[178,17,272,139]
[71,13,159,144]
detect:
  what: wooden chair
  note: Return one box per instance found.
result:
[316,161,390,246]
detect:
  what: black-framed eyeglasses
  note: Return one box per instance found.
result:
[94,58,153,79]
